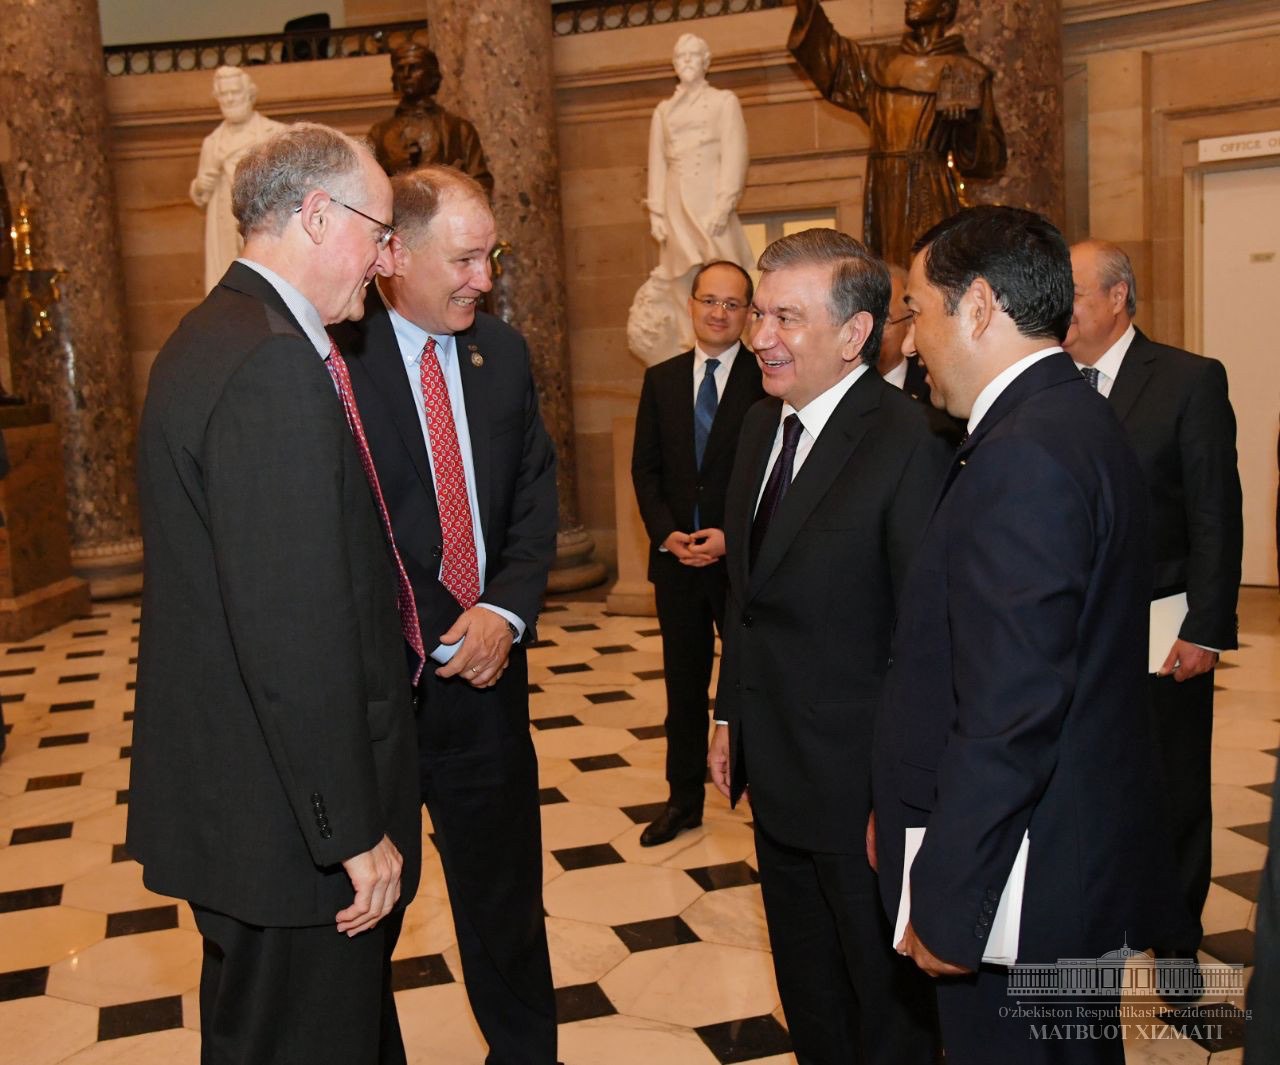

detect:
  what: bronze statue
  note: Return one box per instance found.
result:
[789,0,1006,266]
[369,43,494,194]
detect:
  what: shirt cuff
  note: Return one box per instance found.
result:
[713,719,728,727]
[430,605,525,665]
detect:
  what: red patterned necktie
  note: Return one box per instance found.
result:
[419,337,480,610]
[325,340,426,683]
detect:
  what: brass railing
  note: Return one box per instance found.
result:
[552,0,788,36]
[102,20,429,77]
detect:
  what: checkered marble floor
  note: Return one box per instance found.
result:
[0,589,1275,1064]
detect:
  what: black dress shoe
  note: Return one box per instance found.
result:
[640,804,702,847]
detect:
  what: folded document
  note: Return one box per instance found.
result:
[893,828,1029,967]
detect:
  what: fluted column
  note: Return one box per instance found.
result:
[427,0,605,591]
[0,0,142,597]
[955,0,1067,226]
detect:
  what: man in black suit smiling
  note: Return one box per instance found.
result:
[631,260,764,847]
[331,165,559,1065]
[710,229,949,1064]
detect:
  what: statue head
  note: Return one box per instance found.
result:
[904,0,958,30]
[672,34,711,85]
[391,42,443,105]
[212,66,257,125]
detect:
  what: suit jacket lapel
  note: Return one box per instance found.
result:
[665,351,698,486]
[354,289,437,502]
[937,352,1083,507]
[455,326,492,539]
[748,370,880,597]
[729,399,778,601]
[1107,328,1157,424]
[218,261,304,334]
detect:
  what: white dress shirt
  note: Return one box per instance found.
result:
[881,358,909,391]
[1072,323,1135,399]
[755,365,869,514]
[383,297,524,662]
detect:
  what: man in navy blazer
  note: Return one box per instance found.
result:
[873,206,1187,1064]
[631,260,765,847]
[330,166,559,1064]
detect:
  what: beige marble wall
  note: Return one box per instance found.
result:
[101,0,1280,565]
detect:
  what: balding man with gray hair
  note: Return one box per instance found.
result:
[131,123,421,1065]
[1065,237,1242,973]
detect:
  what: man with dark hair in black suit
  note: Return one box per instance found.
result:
[631,259,764,847]
[131,123,421,1065]
[330,164,560,1065]
[710,228,950,1064]
[1065,239,1242,963]
[876,206,1187,1064]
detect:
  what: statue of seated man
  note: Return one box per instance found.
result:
[369,42,494,195]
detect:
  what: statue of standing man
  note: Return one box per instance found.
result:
[189,67,283,292]
[627,33,754,365]
[368,42,494,194]
[789,0,1006,266]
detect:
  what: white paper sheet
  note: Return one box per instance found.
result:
[894,828,1030,967]
[1149,592,1189,674]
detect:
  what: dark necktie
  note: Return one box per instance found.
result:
[325,340,426,683]
[750,413,803,570]
[694,358,720,468]
[419,337,481,610]
[1080,366,1101,390]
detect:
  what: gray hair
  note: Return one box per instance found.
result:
[757,228,891,367]
[232,123,367,239]
[1088,240,1138,317]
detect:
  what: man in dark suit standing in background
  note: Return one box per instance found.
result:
[130,124,421,1065]
[331,165,559,1065]
[1066,239,1242,960]
[876,207,1185,1064]
[631,260,764,847]
[709,229,950,1064]
[876,263,927,401]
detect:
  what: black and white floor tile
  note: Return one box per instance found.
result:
[0,589,1274,1064]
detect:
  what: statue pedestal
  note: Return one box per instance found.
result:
[606,415,656,617]
[0,406,91,640]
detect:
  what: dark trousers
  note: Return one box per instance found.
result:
[1148,670,1215,949]
[754,824,940,1065]
[937,970,1123,1065]
[192,905,405,1065]
[417,654,556,1065]
[653,555,727,813]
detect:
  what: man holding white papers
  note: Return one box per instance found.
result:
[1065,239,1242,960]
[873,207,1187,1064]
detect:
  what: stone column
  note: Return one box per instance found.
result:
[955,0,1067,227]
[427,0,606,592]
[0,0,142,598]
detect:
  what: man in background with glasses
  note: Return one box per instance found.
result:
[877,263,930,404]
[631,260,765,847]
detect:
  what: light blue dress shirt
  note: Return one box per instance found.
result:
[383,298,525,662]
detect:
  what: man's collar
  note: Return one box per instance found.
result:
[782,364,870,440]
[694,340,741,369]
[1087,323,1135,382]
[967,346,1062,434]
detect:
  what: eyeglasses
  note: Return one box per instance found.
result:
[694,297,747,313]
[886,313,913,326]
[295,195,395,248]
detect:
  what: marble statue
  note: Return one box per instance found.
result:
[368,43,494,194]
[789,0,1006,266]
[627,34,755,365]
[189,67,284,293]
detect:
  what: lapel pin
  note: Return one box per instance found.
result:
[468,344,484,367]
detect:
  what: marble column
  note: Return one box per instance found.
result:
[955,0,1067,227]
[427,0,606,592]
[0,0,142,598]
